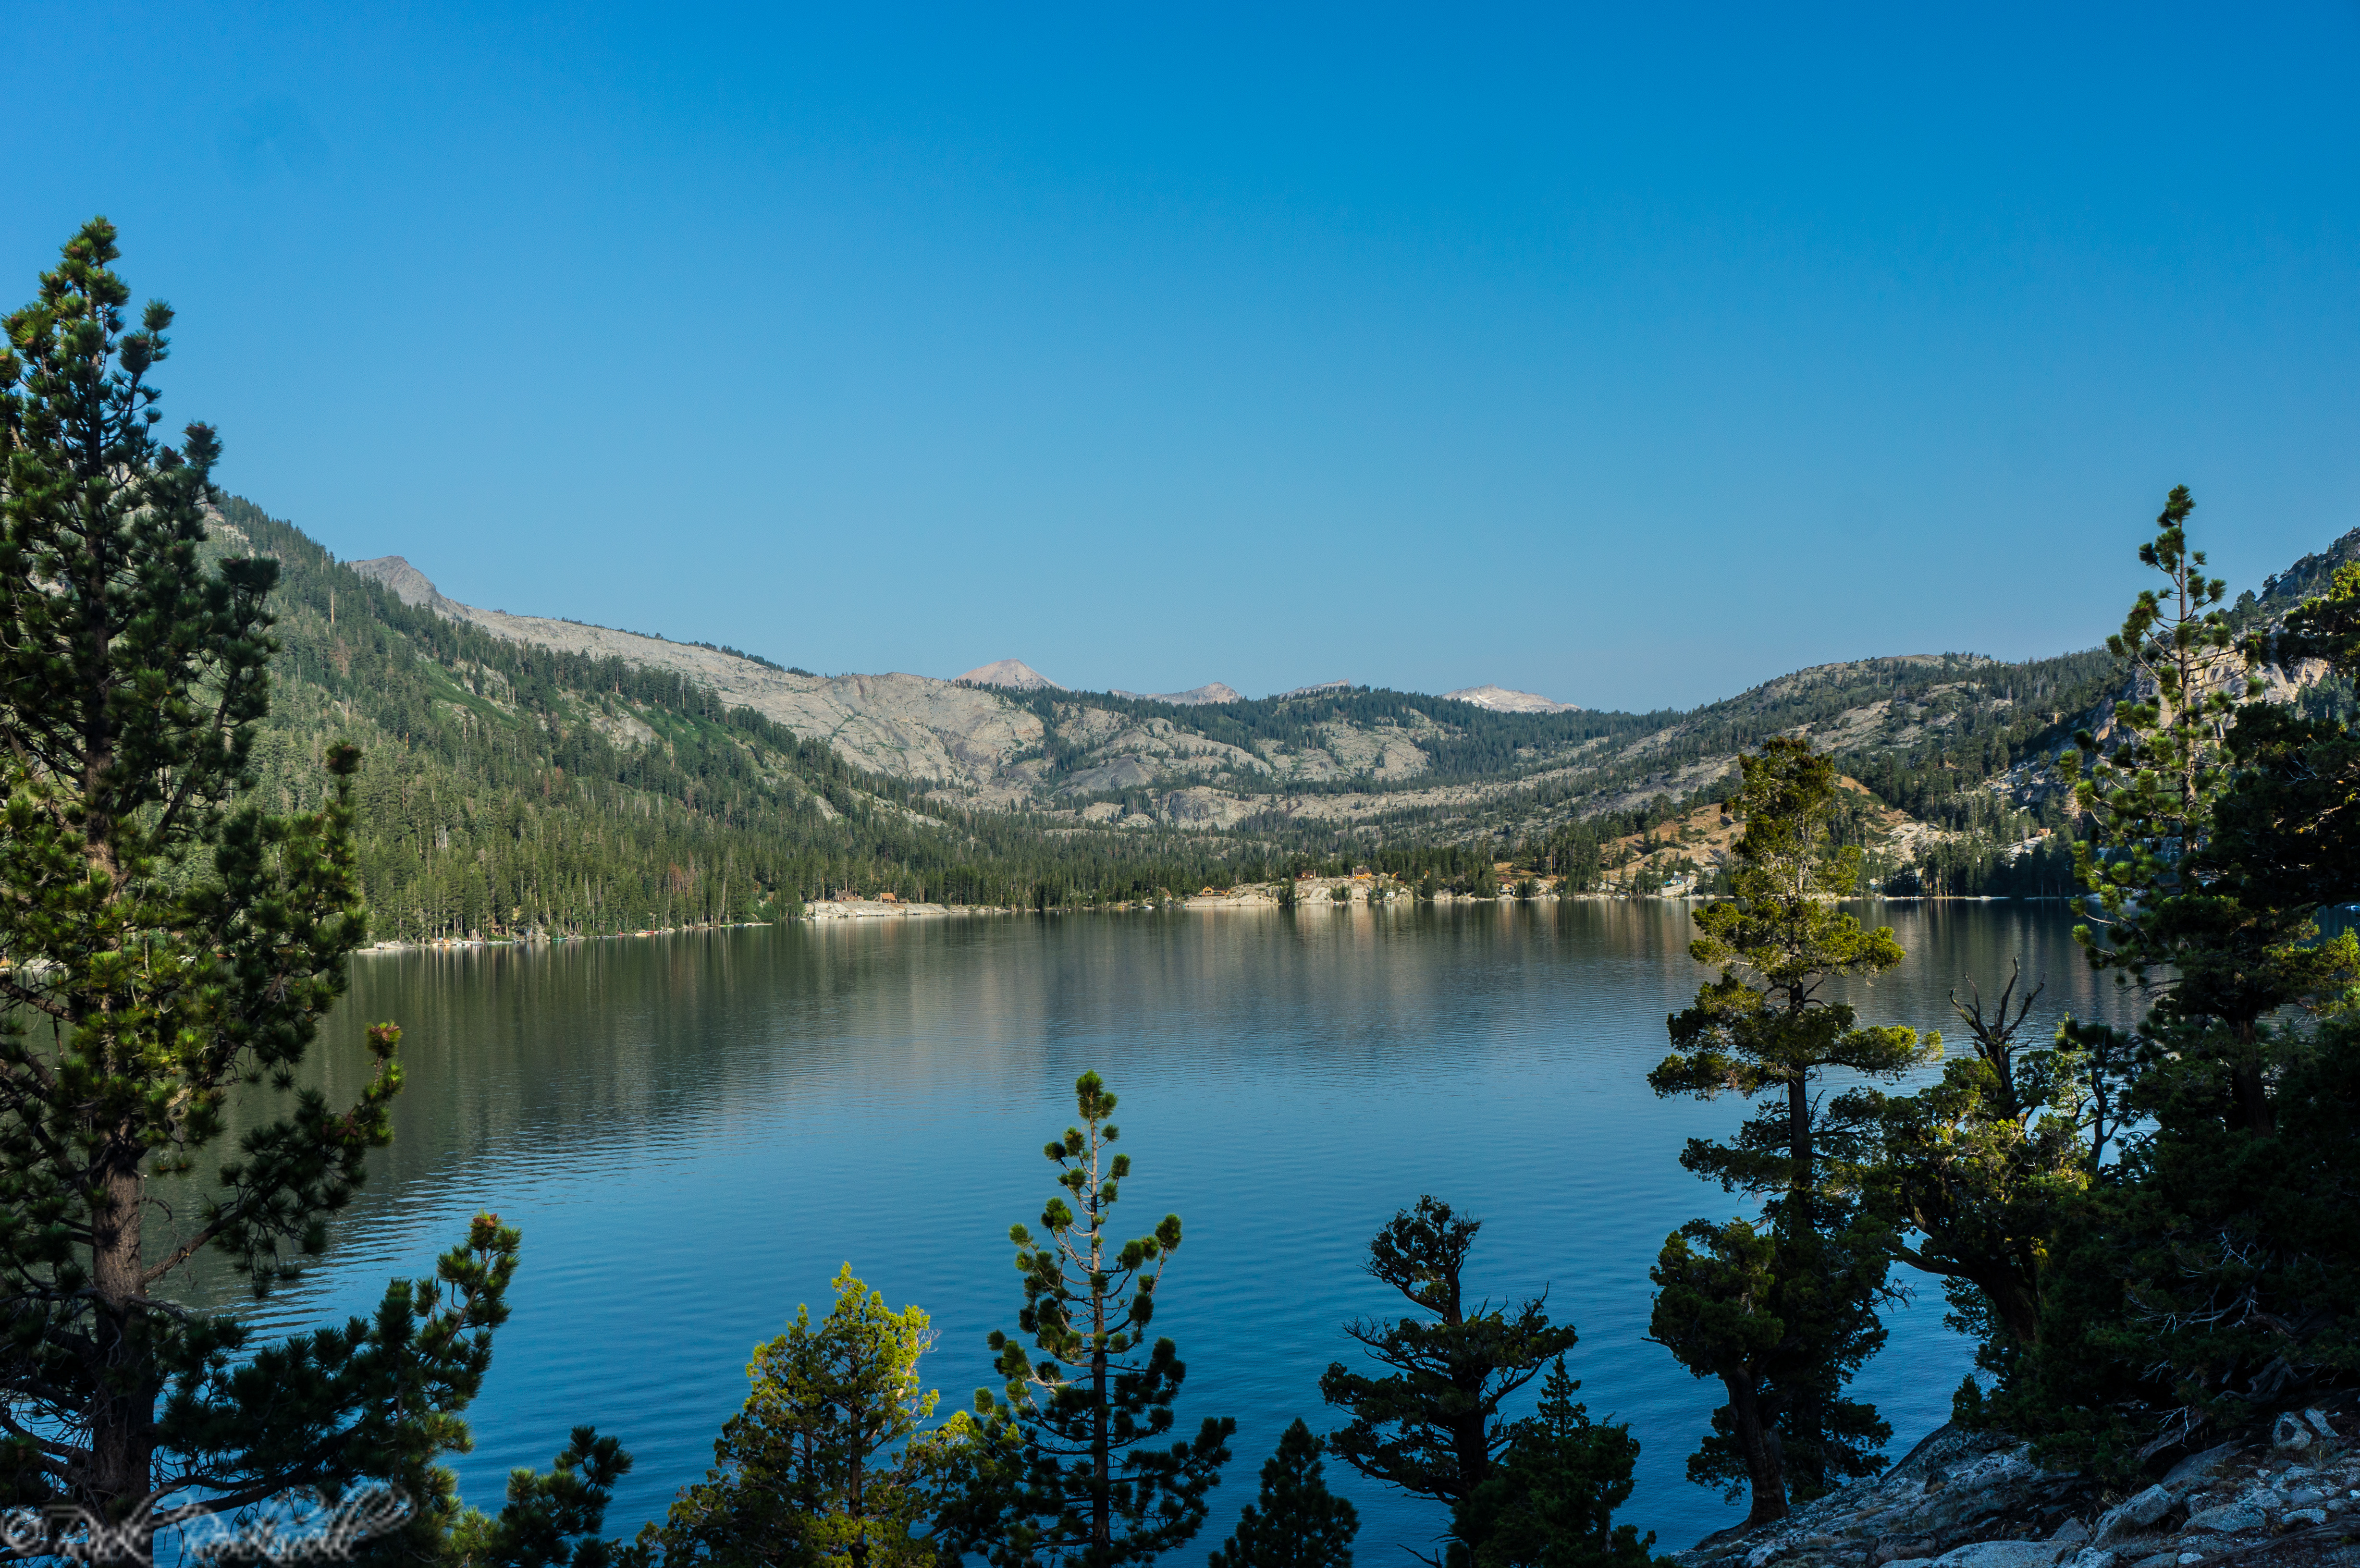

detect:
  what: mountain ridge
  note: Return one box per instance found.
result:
[333,552,2114,851]
[953,658,1061,691]
[1110,682,1245,706]
[322,521,2348,908]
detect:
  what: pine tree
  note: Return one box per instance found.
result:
[1454,1360,1649,1568]
[0,219,526,1558]
[954,1073,1234,1568]
[2059,486,2294,1133]
[1317,1197,1575,1556]
[2064,487,2251,941]
[1648,739,1930,1221]
[1645,738,1930,1515]
[1205,1420,1357,1568]
[1971,542,2360,1476]
[644,1264,974,1568]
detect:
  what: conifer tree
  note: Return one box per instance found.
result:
[2061,500,2360,1161]
[2056,486,2317,1137]
[1646,738,1930,1513]
[2064,487,2252,953]
[1453,1360,1649,1568]
[953,1073,1234,1568]
[1648,739,1929,1223]
[644,1264,974,1568]
[1205,1421,1357,1568]
[1318,1197,1575,1550]
[0,219,526,1557]
[1972,537,2360,1475]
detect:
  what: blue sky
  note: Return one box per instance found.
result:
[9,4,2359,710]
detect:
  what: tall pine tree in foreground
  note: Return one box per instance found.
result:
[947,1072,1233,1568]
[1646,737,1930,1519]
[1955,506,2360,1477]
[0,218,548,1560]
[1206,1420,1357,1568]
[2058,485,2302,1137]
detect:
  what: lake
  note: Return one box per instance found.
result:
[188,900,2134,1558]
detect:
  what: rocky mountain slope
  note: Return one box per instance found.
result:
[342,525,2359,878]
[349,555,1649,824]
[352,557,1051,799]
[223,517,1291,938]
[2254,525,2360,611]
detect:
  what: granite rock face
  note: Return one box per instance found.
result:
[1669,1421,2360,1568]
[1670,1427,2093,1568]
[2095,1487,2178,1545]
[953,659,1062,691]
[1442,683,1584,713]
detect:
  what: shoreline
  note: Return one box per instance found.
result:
[351,888,2065,954]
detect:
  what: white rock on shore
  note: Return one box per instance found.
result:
[1670,1410,2360,1568]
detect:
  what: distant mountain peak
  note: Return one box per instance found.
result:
[1111,681,1243,706]
[1274,679,1351,699]
[349,555,462,616]
[956,659,1062,691]
[1443,684,1583,714]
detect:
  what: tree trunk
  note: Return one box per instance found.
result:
[849,1426,868,1568]
[1787,1074,1814,1223]
[1442,1284,1487,1505]
[1092,1338,1108,1549]
[1091,1184,1109,1553]
[1451,1399,1490,1507]
[1989,1272,2041,1353]
[89,1150,154,1559]
[1722,1369,1787,1527]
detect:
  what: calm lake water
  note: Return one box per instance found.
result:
[184,901,2135,1557]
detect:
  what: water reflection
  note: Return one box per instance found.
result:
[173,901,2135,1556]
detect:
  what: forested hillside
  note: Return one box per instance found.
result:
[220,500,1299,938]
[226,492,2359,929]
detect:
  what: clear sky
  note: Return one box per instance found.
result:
[9,4,2358,710]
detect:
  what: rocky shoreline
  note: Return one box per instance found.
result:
[349,880,2046,950]
[1672,1406,2358,1568]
